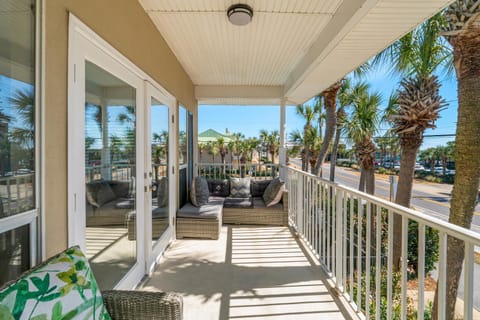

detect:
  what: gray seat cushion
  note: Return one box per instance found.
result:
[253,197,283,210]
[223,197,253,209]
[128,207,168,220]
[177,198,224,219]
[115,199,135,209]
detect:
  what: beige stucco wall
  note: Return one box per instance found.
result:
[44,0,196,256]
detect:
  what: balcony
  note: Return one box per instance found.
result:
[138,164,480,320]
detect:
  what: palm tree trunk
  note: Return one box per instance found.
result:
[314,82,342,176]
[358,169,366,192]
[434,17,480,318]
[329,127,342,182]
[393,141,419,269]
[365,167,375,195]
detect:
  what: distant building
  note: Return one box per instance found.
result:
[198,129,233,144]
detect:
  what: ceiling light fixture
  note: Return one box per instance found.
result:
[227,4,253,26]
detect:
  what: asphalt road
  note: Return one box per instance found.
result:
[289,158,480,233]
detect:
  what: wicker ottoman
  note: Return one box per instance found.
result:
[176,198,224,240]
[127,208,169,240]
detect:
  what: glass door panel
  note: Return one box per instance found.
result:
[150,99,169,245]
[84,61,137,290]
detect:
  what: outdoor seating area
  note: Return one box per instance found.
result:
[176,177,288,240]
[2,1,480,319]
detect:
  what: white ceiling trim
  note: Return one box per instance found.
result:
[196,85,284,105]
[284,0,380,98]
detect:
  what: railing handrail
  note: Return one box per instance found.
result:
[197,162,278,165]
[285,166,480,247]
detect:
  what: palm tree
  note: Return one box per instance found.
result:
[266,131,280,164]
[237,140,250,177]
[208,142,219,163]
[433,4,480,316]
[259,129,269,162]
[198,142,206,163]
[9,89,35,150]
[330,80,369,181]
[216,137,228,165]
[375,14,450,269]
[227,141,236,163]
[343,90,382,194]
[419,147,435,172]
[247,137,260,163]
[313,81,343,176]
[152,130,168,181]
[295,104,316,171]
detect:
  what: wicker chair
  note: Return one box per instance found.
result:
[103,290,183,320]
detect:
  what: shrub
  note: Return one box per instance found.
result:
[407,221,439,279]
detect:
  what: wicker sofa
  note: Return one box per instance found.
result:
[176,178,288,240]
[86,180,134,226]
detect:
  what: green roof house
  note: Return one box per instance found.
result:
[198,129,233,143]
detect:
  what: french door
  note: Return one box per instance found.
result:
[69,16,176,289]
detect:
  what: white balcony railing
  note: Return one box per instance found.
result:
[0,173,34,217]
[197,162,279,180]
[285,166,480,320]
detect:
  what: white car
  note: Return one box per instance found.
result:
[433,167,444,174]
[414,164,425,171]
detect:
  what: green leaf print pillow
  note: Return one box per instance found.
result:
[0,246,111,320]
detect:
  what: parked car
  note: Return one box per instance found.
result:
[414,164,425,171]
[433,167,444,174]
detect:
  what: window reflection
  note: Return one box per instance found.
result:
[85,61,137,290]
[0,0,36,218]
[178,106,187,165]
[151,100,169,244]
[0,225,30,285]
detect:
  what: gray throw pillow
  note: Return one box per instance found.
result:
[190,178,197,206]
[191,176,209,207]
[262,178,285,207]
[250,180,271,197]
[96,182,117,206]
[230,178,251,198]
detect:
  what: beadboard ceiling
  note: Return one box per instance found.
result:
[139,0,452,105]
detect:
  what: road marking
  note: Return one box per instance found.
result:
[414,196,480,215]
[335,171,391,192]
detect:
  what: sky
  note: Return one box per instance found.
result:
[198,70,458,150]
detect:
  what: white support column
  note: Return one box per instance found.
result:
[279,98,287,180]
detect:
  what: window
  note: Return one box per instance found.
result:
[0,0,38,286]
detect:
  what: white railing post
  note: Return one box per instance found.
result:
[297,173,304,233]
[279,98,287,181]
[464,242,474,320]
[335,188,344,291]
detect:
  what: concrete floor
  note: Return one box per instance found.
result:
[142,226,352,320]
